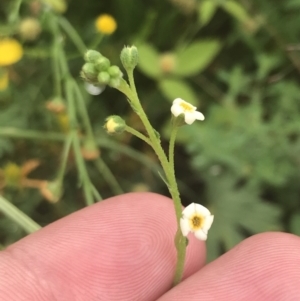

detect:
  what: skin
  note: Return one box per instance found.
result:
[0,192,299,301]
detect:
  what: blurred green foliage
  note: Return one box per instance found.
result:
[0,0,300,261]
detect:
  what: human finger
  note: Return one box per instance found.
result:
[0,192,205,301]
[158,232,300,301]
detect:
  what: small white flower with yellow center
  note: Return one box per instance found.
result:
[180,203,214,241]
[171,98,205,125]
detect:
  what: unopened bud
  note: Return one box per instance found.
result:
[108,65,122,78]
[159,53,177,74]
[46,97,66,113]
[95,57,110,71]
[81,63,98,81]
[46,0,67,13]
[97,71,110,84]
[104,115,126,135]
[81,139,100,160]
[120,45,139,70]
[84,50,102,63]
[19,18,41,41]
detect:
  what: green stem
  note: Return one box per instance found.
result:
[72,131,101,203]
[0,195,41,234]
[125,126,152,146]
[65,78,100,205]
[0,127,65,141]
[72,80,95,140]
[0,128,65,141]
[57,134,73,182]
[58,17,87,55]
[91,184,102,201]
[90,33,104,50]
[126,69,186,285]
[168,124,179,172]
[94,158,124,195]
[8,0,22,24]
[52,39,62,97]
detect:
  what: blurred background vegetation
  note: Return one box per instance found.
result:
[1,0,300,261]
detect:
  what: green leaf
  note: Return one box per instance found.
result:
[198,0,218,26]
[137,43,162,79]
[205,176,282,261]
[221,1,250,23]
[158,78,198,104]
[174,40,221,76]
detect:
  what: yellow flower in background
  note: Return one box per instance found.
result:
[95,14,117,35]
[56,113,70,133]
[0,38,23,66]
[0,69,8,91]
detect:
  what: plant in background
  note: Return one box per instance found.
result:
[0,38,23,91]
[1,0,300,282]
[95,14,117,35]
[81,45,214,285]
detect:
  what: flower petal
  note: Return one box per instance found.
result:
[173,98,183,105]
[194,111,205,121]
[194,203,211,217]
[194,229,207,241]
[182,202,197,218]
[184,112,196,125]
[202,215,214,232]
[171,104,183,117]
[180,218,190,236]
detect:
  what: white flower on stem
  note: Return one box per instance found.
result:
[180,203,214,241]
[171,98,205,125]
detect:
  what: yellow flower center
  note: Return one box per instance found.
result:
[189,214,204,231]
[3,163,22,187]
[106,118,118,133]
[57,113,70,133]
[95,14,117,35]
[180,101,194,112]
[0,38,23,66]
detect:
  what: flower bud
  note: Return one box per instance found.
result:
[108,65,122,78]
[46,97,66,113]
[120,45,139,70]
[40,180,63,203]
[159,52,177,74]
[104,115,126,135]
[19,18,42,41]
[95,57,110,71]
[84,50,102,63]
[81,63,98,81]
[81,138,100,160]
[46,0,67,13]
[97,71,110,84]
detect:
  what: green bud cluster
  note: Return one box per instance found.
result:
[81,50,123,88]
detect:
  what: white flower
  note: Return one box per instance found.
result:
[171,98,205,125]
[180,203,214,241]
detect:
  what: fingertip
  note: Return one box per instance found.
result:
[158,232,300,300]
